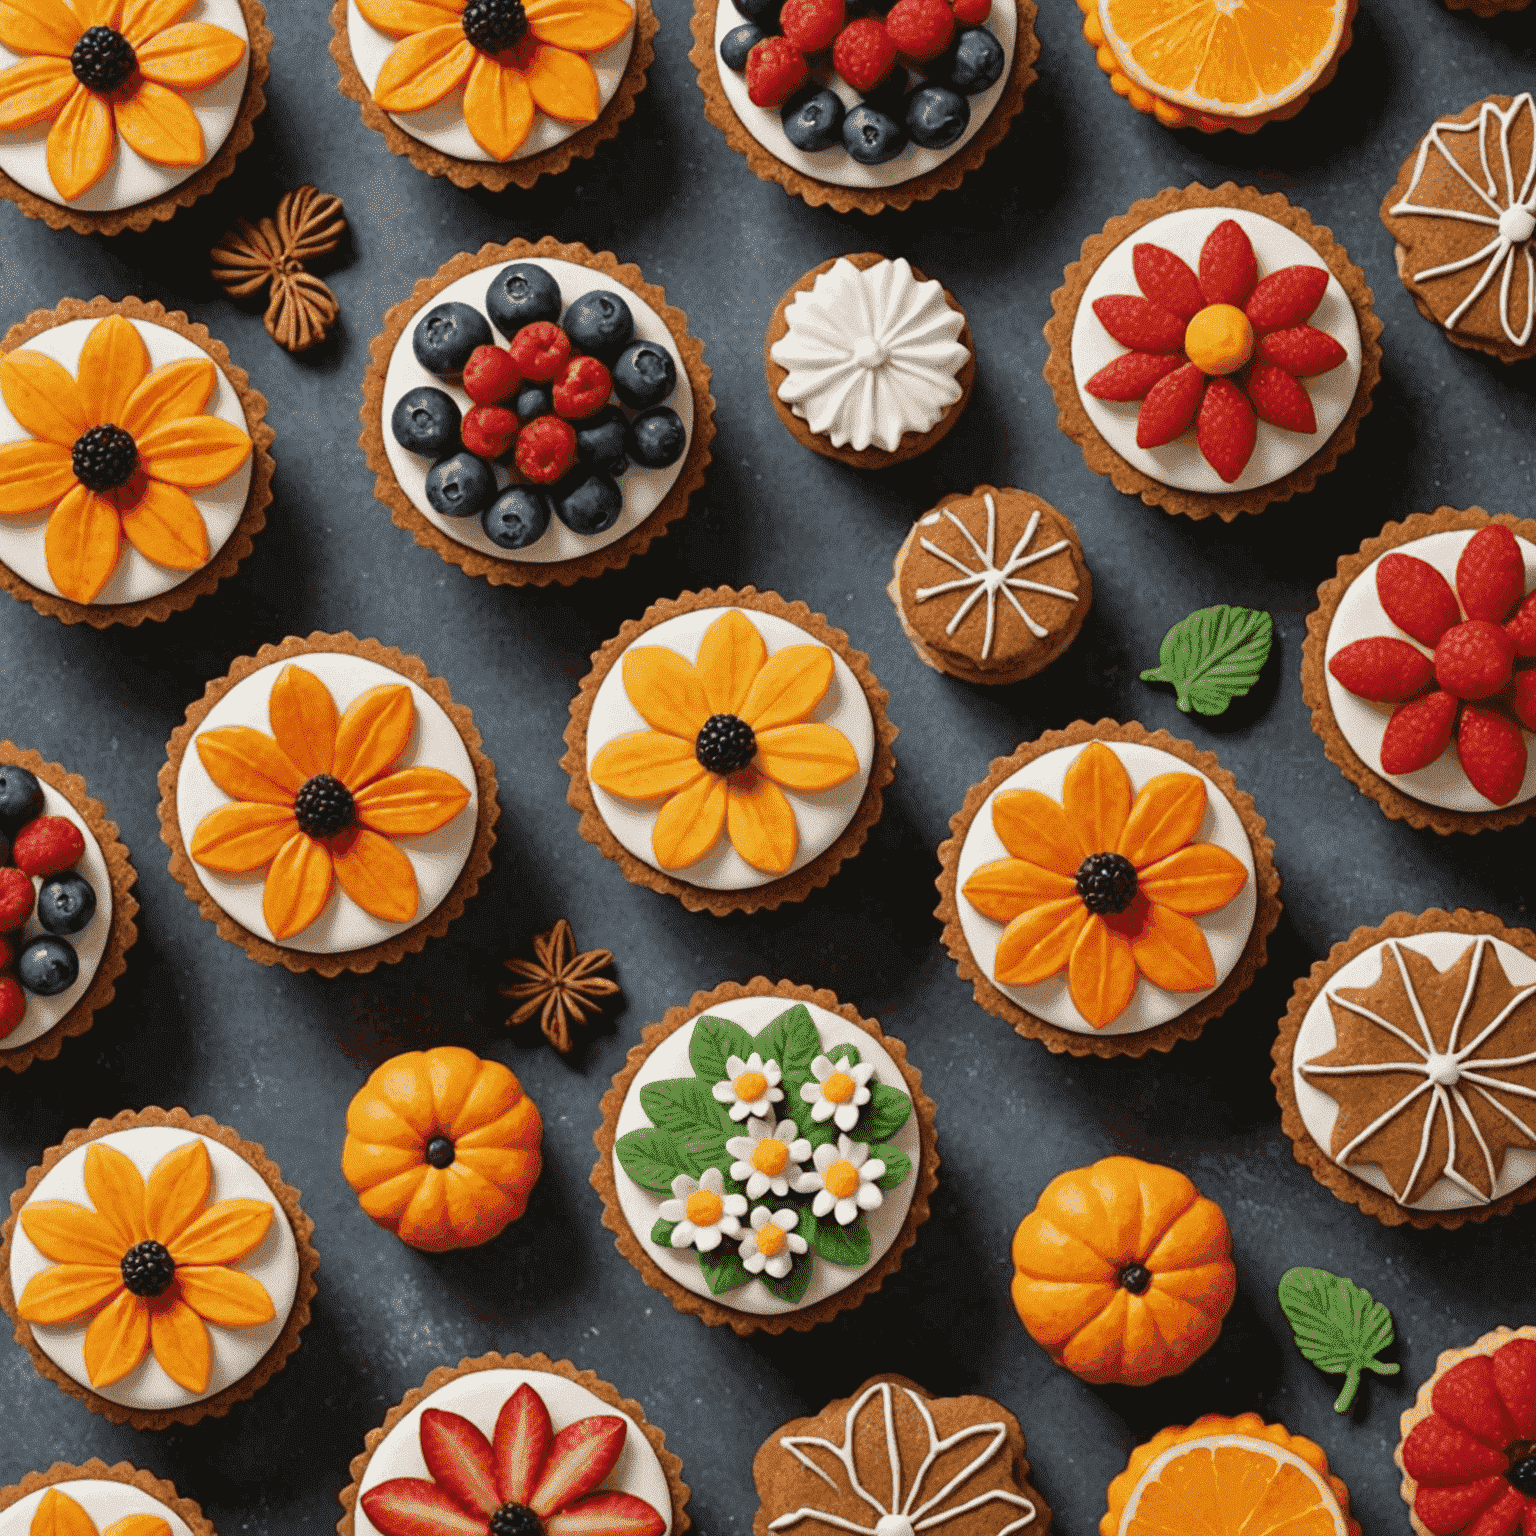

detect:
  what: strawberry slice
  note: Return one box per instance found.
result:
[544,1493,667,1536]
[1459,706,1528,806]
[1198,220,1257,307]
[1245,265,1329,332]
[1254,326,1347,377]
[1413,1478,1506,1535]
[1514,671,1536,733]
[530,1417,628,1518]
[1084,351,1185,401]
[1493,1338,1536,1439]
[1247,365,1316,434]
[1135,363,1205,448]
[1456,523,1527,623]
[1377,553,1461,648]
[1380,691,1457,776]
[1131,243,1204,320]
[1196,378,1256,483]
[1090,295,1186,353]
[1329,636,1434,702]
[495,1383,555,1508]
[360,1479,488,1536]
[421,1410,501,1518]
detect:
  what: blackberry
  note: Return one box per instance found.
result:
[424,1135,456,1169]
[1118,1263,1152,1296]
[1075,852,1137,915]
[293,774,354,838]
[71,424,137,492]
[695,714,756,775]
[462,0,528,53]
[71,26,136,92]
[489,1507,541,1536]
[120,1239,175,1298]
[1507,1445,1536,1498]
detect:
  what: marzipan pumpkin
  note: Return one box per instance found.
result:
[1010,1154,1236,1387]
[342,1046,542,1252]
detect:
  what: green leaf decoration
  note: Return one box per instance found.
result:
[1140,604,1274,716]
[650,1217,676,1247]
[698,1244,752,1295]
[872,1145,912,1191]
[759,1004,824,1090]
[637,1079,735,1176]
[760,1255,814,1306]
[688,1014,759,1084]
[614,1128,691,1194]
[859,1082,913,1144]
[809,1213,873,1269]
[1278,1266,1401,1413]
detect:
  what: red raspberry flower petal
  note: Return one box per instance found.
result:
[1457,524,1527,624]
[1247,364,1316,434]
[1135,362,1205,448]
[1494,1338,1536,1438]
[1131,243,1205,321]
[1506,591,1536,659]
[1415,1478,1507,1535]
[1380,691,1458,776]
[1435,1356,1521,1449]
[1435,619,1515,701]
[1378,552,1461,648]
[1514,671,1536,733]
[1196,376,1256,483]
[1084,351,1185,402]
[1197,219,1257,307]
[1245,265,1330,332]
[1459,706,1528,806]
[1405,1411,1510,1483]
[1254,325,1348,377]
[1091,295,1186,353]
[1329,636,1435,702]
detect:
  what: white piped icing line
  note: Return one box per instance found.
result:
[770,259,968,454]
[1391,93,1536,347]
[768,1381,1037,1536]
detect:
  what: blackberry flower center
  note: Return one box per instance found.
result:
[461,0,528,52]
[488,1505,542,1536]
[1117,1262,1152,1296]
[695,713,757,776]
[293,774,354,838]
[71,424,138,492]
[1508,1443,1536,1498]
[70,25,137,92]
[1076,852,1138,916]
[424,1135,455,1169]
[120,1239,175,1298]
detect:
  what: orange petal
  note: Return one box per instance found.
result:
[135,414,251,487]
[45,484,120,602]
[262,831,334,940]
[83,1142,146,1245]
[133,21,245,89]
[1117,772,1207,869]
[175,1264,274,1326]
[621,645,710,740]
[0,347,90,446]
[119,0,194,47]
[194,725,303,805]
[990,788,1087,876]
[267,664,337,778]
[962,856,1076,924]
[524,42,601,121]
[144,1138,211,1246]
[19,1200,127,1265]
[115,476,209,569]
[169,1197,273,1265]
[373,27,475,112]
[0,0,81,57]
[32,1490,103,1536]
[148,1295,210,1393]
[82,1289,150,1388]
[120,357,215,437]
[590,731,705,800]
[1069,914,1139,1028]
[525,0,632,50]
[651,771,726,870]
[1137,842,1248,916]
[753,722,859,792]
[0,55,76,128]
[462,52,534,160]
[190,802,298,873]
[1061,741,1132,857]
[0,439,74,513]
[740,644,833,732]
[334,683,415,790]
[103,1517,172,1536]
[352,767,471,837]
[355,0,464,35]
[1132,903,1218,993]
[77,314,149,427]
[694,608,766,716]
[330,826,419,925]
[17,1264,122,1322]
[72,0,121,27]
[45,83,113,199]
[993,898,1089,987]
[726,771,798,874]
[112,77,203,167]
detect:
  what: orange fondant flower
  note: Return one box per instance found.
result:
[0,0,247,201]
[17,1138,275,1395]
[589,608,861,876]
[0,314,251,603]
[29,1488,170,1536]
[360,0,634,161]
[189,664,473,941]
[962,741,1250,1028]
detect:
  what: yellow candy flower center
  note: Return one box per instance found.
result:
[684,1190,723,1226]
[734,1070,768,1101]
[752,1139,790,1175]
[755,1221,787,1257]
[821,1070,856,1104]
[823,1160,860,1199]
[1184,304,1254,375]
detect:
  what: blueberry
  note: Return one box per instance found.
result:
[905,84,969,148]
[513,381,554,425]
[17,935,77,997]
[36,872,95,936]
[611,341,678,410]
[781,86,845,151]
[720,21,762,69]
[425,451,498,518]
[412,302,493,374]
[482,486,552,550]
[553,470,624,535]
[627,407,687,469]
[0,766,42,830]
[932,26,1003,94]
[843,102,908,164]
[732,0,778,27]
[485,262,563,338]
[574,405,630,476]
[391,386,461,458]
[562,290,635,364]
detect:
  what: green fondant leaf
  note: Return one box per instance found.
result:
[872,1145,911,1191]
[1140,604,1274,716]
[760,1255,814,1306]
[688,1015,758,1084]
[758,1003,823,1089]
[809,1212,873,1268]
[650,1217,676,1248]
[859,1082,913,1144]
[698,1243,751,1295]
[637,1078,735,1176]
[1278,1266,1400,1414]
[614,1128,690,1194]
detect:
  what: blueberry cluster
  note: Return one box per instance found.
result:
[392,263,689,553]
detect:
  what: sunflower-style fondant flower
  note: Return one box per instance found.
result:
[962,741,1250,1028]
[589,608,861,876]
[188,663,472,941]
[0,0,247,202]
[0,315,252,603]
[16,1137,275,1394]
[359,0,634,161]
[28,1489,170,1536]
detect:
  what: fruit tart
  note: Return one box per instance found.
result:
[0,1462,215,1536]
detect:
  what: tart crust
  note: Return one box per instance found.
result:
[0,1461,215,1536]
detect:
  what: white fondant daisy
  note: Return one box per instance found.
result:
[792,1135,886,1226]
[659,1167,747,1252]
[711,1052,784,1122]
[738,1205,808,1279]
[800,1053,875,1132]
[726,1115,812,1199]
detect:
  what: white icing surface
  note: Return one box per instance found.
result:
[354,1367,672,1536]
[346,0,634,163]
[585,606,876,891]
[1323,528,1536,813]
[1071,206,1363,495]
[954,741,1258,1036]
[381,257,691,565]
[713,0,1015,190]
[0,1480,194,1536]
[8,1126,300,1412]
[770,257,968,454]
[1292,930,1536,1212]
[173,651,477,953]
[0,775,112,1053]
[612,994,921,1316]
[0,317,252,607]
[0,0,249,212]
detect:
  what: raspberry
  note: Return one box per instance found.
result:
[1196,377,1257,484]
[552,355,612,420]
[462,345,521,406]
[0,976,23,1040]
[1404,1402,1505,1482]
[1376,552,1460,648]
[1091,295,1185,354]
[832,18,895,92]
[1198,220,1258,307]
[507,321,571,382]
[1435,618,1515,700]
[1456,523,1526,622]
[1329,636,1435,703]
[1135,363,1205,449]
[1084,352,1184,403]
[1253,326,1348,377]
[1380,691,1457,776]
[1131,244,1204,321]
[950,0,990,23]
[1244,265,1329,332]
[461,405,518,460]
[885,0,952,59]
[515,415,576,484]
[1514,670,1536,732]
[12,817,84,878]
[1247,364,1315,433]
[0,867,32,929]
[780,0,844,51]
[1507,591,1536,657]
[1459,705,1528,806]
[746,35,808,106]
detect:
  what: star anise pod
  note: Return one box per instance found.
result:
[210,186,347,354]
[501,920,620,1053]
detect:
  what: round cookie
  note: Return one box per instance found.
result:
[0,1463,215,1536]
[1444,0,1532,10]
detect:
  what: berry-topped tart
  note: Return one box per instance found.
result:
[593,979,936,1334]
[0,1462,215,1536]
[331,0,653,190]
[0,0,269,234]
[936,720,1281,1057]
[364,237,713,587]
[0,1106,318,1428]
[0,298,272,626]
[692,0,1036,213]
[1303,508,1536,833]
[1045,183,1381,522]
[338,1351,690,1536]
[158,633,498,976]
[0,745,136,1074]
[564,589,896,915]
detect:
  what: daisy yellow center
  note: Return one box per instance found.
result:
[752,1139,790,1175]
[1184,304,1254,375]
[755,1222,788,1257]
[684,1190,724,1226]
[734,1069,768,1101]
[823,1160,860,1199]
[821,1069,856,1104]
